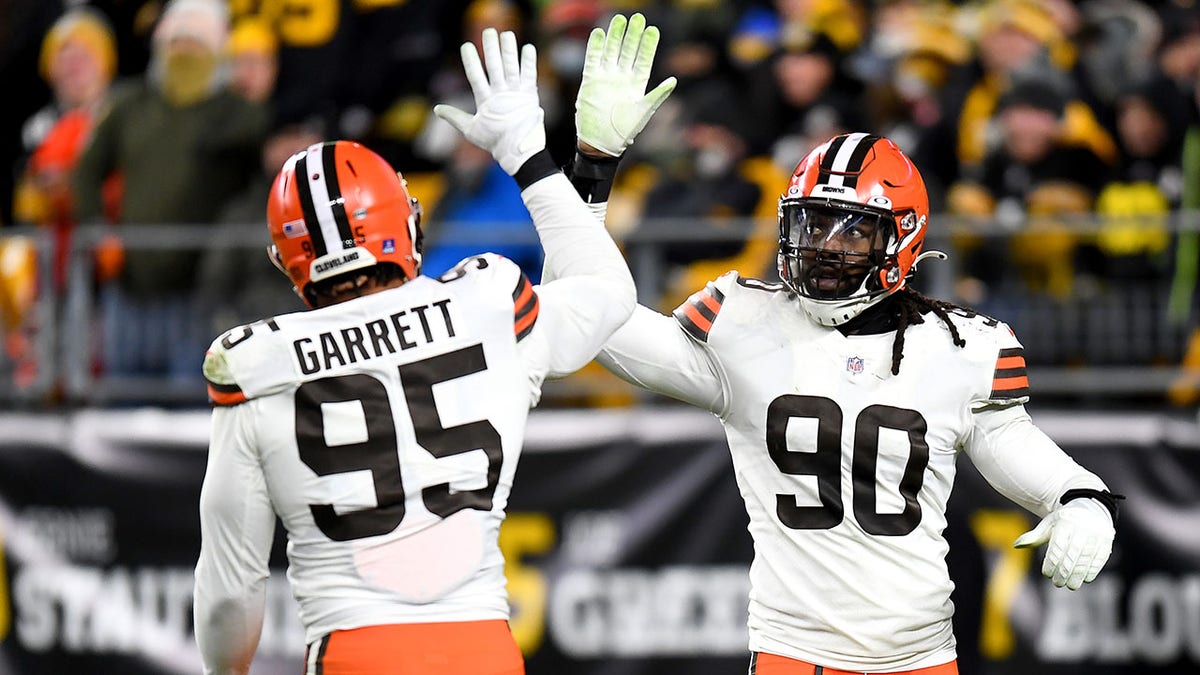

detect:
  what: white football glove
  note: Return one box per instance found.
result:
[1014,498,1115,590]
[575,13,677,157]
[434,28,545,175]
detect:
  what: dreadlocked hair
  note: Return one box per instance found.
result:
[304,262,409,306]
[889,288,971,376]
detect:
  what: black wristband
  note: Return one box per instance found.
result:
[513,150,560,190]
[565,150,621,203]
[1060,488,1125,524]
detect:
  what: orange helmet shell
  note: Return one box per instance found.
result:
[780,133,929,294]
[267,141,423,306]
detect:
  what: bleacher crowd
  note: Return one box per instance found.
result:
[2,0,1200,405]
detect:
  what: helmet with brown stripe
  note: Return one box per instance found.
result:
[777,132,937,326]
[267,140,423,307]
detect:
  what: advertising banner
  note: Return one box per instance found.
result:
[0,408,1196,674]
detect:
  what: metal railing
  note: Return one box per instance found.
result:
[1,211,1197,407]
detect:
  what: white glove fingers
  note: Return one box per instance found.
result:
[500,30,520,88]
[602,13,628,66]
[432,104,473,135]
[481,28,506,91]
[459,41,490,104]
[520,43,538,90]
[632,24,660,83]
[619,13,646,69]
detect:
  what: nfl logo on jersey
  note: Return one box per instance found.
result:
[846,356,864,374]
[383,239,396,253]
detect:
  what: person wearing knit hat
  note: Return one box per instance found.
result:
[7,7,121,390]
[227,18,279,105]
[71,0,268,383]
[38,6,118,109]
[17,6,120,227]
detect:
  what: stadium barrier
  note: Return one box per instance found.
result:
[0,212,1197,406]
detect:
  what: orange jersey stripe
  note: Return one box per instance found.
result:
[207,384,247,406]
[992,375,1030,391]
[513,280,534,310]
[514,300,539,336]
[697,290,722,314]
[683,302,713,332]
[995,355,1026,370]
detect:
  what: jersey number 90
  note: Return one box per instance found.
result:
[767,395,929,535]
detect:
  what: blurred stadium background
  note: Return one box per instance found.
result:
[0,0,1199,673]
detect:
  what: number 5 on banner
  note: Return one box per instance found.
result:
[500,513,555,655]
[0,527,9,641]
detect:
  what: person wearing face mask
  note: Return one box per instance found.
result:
[639,101,761,270]
[72,0,269,386]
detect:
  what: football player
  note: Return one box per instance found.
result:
[563,75,1121,673]
[192,22,673,675]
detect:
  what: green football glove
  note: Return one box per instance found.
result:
[575,13,677,157]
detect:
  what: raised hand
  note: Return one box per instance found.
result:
[575,13,677,157]
[434,28,545,175]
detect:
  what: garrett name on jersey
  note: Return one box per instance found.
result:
[293,298,457,375]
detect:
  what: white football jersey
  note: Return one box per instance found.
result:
[199,255,569,642]
[598,271,1107,672]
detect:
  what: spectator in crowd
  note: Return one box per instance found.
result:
[949,77,1112,299]
[226,17,277,107]
[14,6,119,269]
[640,101,760,267]
[73,0,268,381]
[753,30,864,172]
[1087,76,1191,283]
[5,6,119,391]
[861,5,971,207]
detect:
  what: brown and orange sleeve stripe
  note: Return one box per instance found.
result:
[672,283,725,343]
[512,273,540,342]
[206,379,248,407]
[990,347,1029,399]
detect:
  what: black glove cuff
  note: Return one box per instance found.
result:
[513,150,560,190]
[565,150,621,204]
[1060,488,1125,524]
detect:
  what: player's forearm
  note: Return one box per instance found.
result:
[518,152,635,312]
[541,151,616,284]
[193,582,267,675]
[967,405,1109,517]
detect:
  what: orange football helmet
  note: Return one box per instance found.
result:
[777,133,933,326]
[267,141,423,307]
